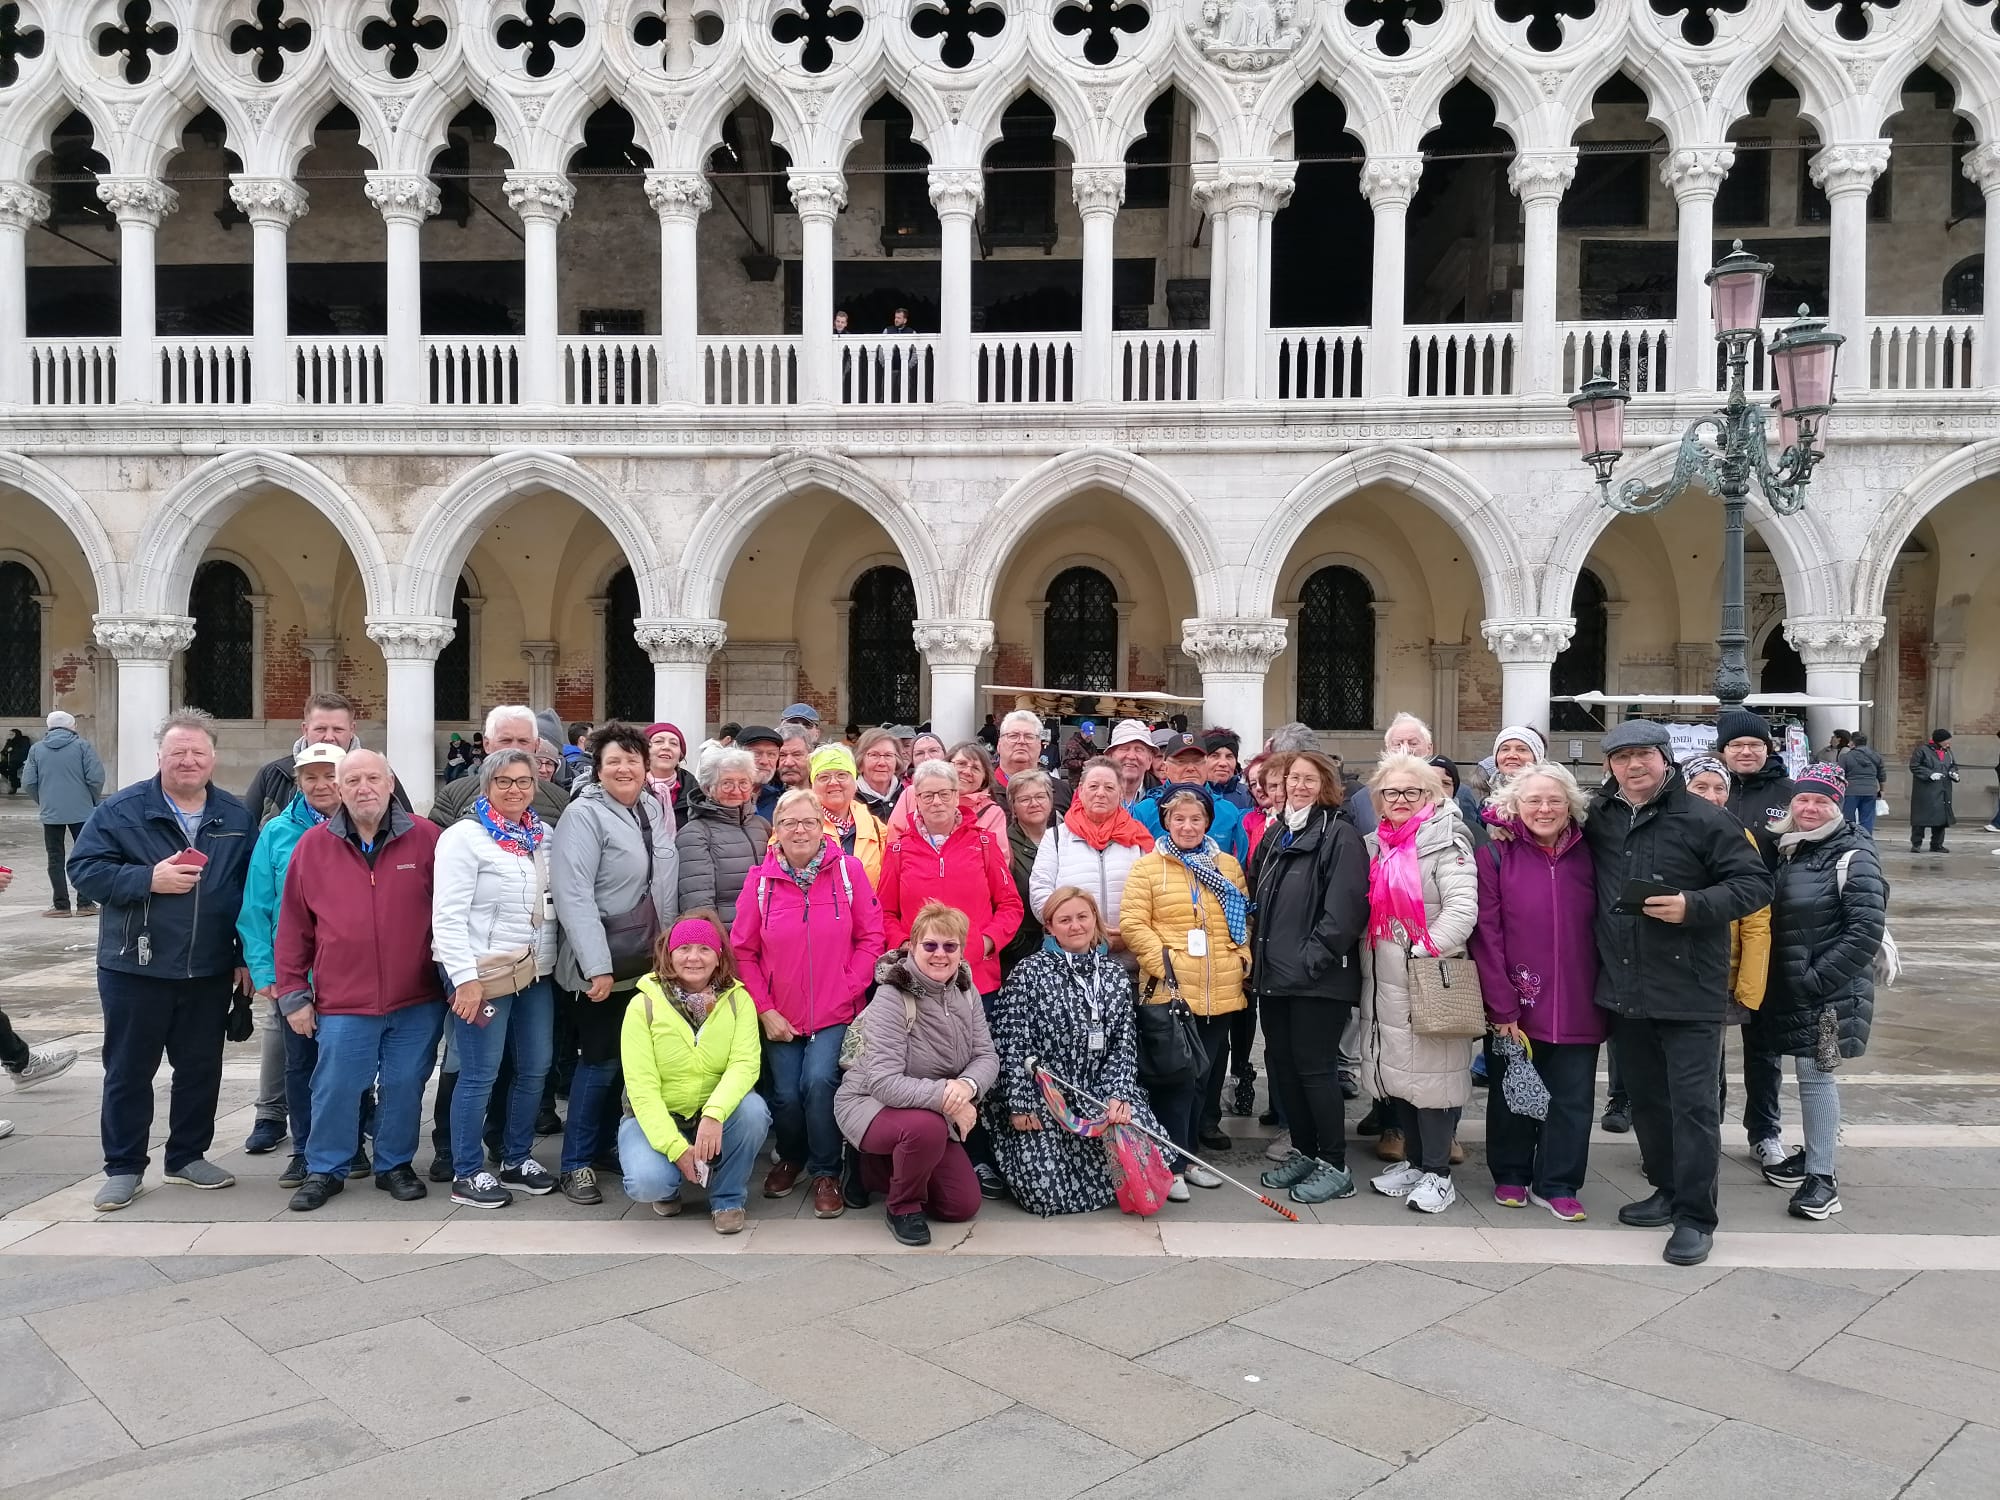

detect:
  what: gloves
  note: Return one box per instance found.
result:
[1948,772,1961,782]
[1933,773,1945,781]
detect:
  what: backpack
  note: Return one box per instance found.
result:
[1833,850,1901,990]
[754,853,855,923]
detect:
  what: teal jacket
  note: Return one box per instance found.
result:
[236,792,326,991]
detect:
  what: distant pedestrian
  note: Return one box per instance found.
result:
[0,872,80,1093]
[1908,729,1958,853]
[21,710,104,916]
[1836,734,1885,835]
[1,727,27,793]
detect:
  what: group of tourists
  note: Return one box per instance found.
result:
[32,684,1892,1264]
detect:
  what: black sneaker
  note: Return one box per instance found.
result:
[374,1164,427,1202]
[559,1168,603,1206]
[1258,1109,1284,1127]
[1762,1149,1808,1189]
[499,1160,558,1196]
[427,1156,454,1184]
[1663,1223,1712,1266]
[346,1145,373,1180]
[1355,1103,1383,1137]
[1199,1127,1233,1152]
[886,1208,931,1247]
[1600,1102,1631,1134]
[243,1118,287,1156]
[839,1144,870,1209]
[288,1172,344,1213]
[277,1153,308,1189]
[534,1107,564,1137]
[1789,1174,1842,1220]
[973,1162,1008,1200]
[451,1170,513,1209]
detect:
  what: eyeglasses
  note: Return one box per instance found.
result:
[775,818,821,832]
[915,789,956,803]
[489,776,536,791]
[919,939,962,954]
[1377,786,1426,802]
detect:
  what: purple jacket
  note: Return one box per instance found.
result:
[730,840,885,1037]
[1467,823,1607,1046]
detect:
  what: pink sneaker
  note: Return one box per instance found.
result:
[1493,1184,1529,1208]
[1531,1191,1587,1222]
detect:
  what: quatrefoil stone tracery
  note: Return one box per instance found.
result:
[361,0,447,79]
[96,0,178,85]
[770,0,863,73]
[229,0,311,83]
[910,0,1005,70]
[1052,0,1149,66]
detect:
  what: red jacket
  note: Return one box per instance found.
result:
[275,807,443,1019]
[877,808,1023,994]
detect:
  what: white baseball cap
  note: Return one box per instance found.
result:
[294,742,348,771]
[1108,719,1154,750]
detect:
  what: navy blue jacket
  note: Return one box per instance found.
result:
[68,776,255,979]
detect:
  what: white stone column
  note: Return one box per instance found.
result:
[1965,145,2000,388]
[518,641,557,711]
[0,183,50,406]
[1509,152,1576,395]
[367,617,452,814]
[503,171,574,405]
[1481,619,1575,736]
[789,171,846,402]
[300,638,341,698]
[635,618,726,740]
[1429,641,1466,757]
[94,615,195,789]
[228,176,308,404]
[1810,141,1890,395]
[1659,148,1733,393]
[927,169,981,403]
[1073,167,1125,402]
[1182,619,1287,756]
[913,619,995,746]
[1195,170,1292,401]
[644,170,710,403]
[365,173,440,405]
[95,177,178,404]
[1360,155,1423,399]
[1874,589,1901,749]
[1785,616,1884,751]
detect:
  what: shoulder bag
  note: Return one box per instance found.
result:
[1134,950,1203,1090]
[1407,947,1488,1038]
[474,844,547,999]
[600,802,662,983]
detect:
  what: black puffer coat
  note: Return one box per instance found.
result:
[1727,758,1795,867]
[1246,806,1370,1006]
[1751,820,1885,1060]
[675,799,771,926]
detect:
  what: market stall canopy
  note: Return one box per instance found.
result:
[982,685,1205,719]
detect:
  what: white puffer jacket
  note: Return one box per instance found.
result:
[432,819,559,988]
[1027,824,1145,931]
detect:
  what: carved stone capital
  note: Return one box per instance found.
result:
[1181,618,1287,675]
[927,169,983,220]
[503,171,576,222]
[364,172,441,225]
[94,177,179,227]
[0,182,52,231]
[634,618,727,665]
[1809,141,1891,198]
[1657,147,1735,199]
[1194,170,1294,217]
[912,619,996,668]
[1507,150,1578,203]
[228,176,309,227]
[1071,166,1127,216]
[1783,615,1886,667]
[365,616,455,661]
[519,639,558,668]
[787,171,847,222]
[93,614,196,660]
[643,170,712,221]
[1359,154,1424,209]
[1964,143,2000,196]
[1481,618,1576,666]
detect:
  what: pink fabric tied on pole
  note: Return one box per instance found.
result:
[1032,1066,1175,1218]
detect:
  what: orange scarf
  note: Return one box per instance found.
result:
[1064,799,1153,852]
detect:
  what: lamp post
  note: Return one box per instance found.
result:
[1567,240,1844,708]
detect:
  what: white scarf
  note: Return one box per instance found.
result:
[1283,804,1312,832]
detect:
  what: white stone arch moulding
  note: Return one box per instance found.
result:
[1852,437,2000,621]
[676,451,949,622]
[402,449,666,622]
[1242,445,1531,624]
[0,548,53,595]
[0,452,123,615]
[129,448,393,620]
[958,447,1228,623]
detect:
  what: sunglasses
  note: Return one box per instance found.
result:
[919,940,962,954]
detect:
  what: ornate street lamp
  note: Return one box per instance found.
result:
[1567,240,1844,708]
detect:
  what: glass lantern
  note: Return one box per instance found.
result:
[1706,240,1774,341]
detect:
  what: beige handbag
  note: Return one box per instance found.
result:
[473,847,548,999]
[1407,951,1488,1039]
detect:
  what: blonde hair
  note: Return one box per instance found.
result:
[908,899,970,948]
[1486,761,1590,825]
[771,788,824,826]
[1368,751,1446,804]
[1039,884,1107,944]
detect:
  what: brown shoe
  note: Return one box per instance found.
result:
[651,1197,683,1217]
[712,1207,746,1235]
[763,1160,801,1198]
[1448,1137,1466,1167]
[811,1175,845,1218]
[41,908,71,919]
[1375,1128,1406,1163]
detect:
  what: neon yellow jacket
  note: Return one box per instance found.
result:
[620,975,762,1162]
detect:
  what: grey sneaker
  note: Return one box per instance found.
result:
[1263,1131,1294,1163]
[9,1046,79,1090]
[164,1159,236,1190]
[0,1119,12,1139]
[1290,1160,1358,1204]
[1259,1150,1319,1190]
[94,1174,141,1211]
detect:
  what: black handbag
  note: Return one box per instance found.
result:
[225,992,256,1044]
[1134,952,1204,1090]
[601,803,661,983]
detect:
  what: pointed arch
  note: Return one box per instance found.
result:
[0,452,122,614]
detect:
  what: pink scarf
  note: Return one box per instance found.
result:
[1368,803,1438,956]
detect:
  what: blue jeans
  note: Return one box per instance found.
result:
[306,1002,444,1177]
[1741,1042,1785,1150]
[618,1094,771,1213]
[283,1022,375,1160]
[765,1024,847,1178]
[561,1059,620,1173]
[1842,793,1876,834]
[450,978,555,1178]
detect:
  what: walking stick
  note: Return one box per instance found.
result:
[1027,1056,1300,1223]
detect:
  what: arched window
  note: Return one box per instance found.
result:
[1760,629,1807,695]
[1551,569,1609,732]
[603,566,651,723]
[434,576,473,724]
[1043,567,1118,692]
[848,566,920,725]
[1944,255,1984,316]
[0,562,41,716]
[1297,566,1373,730]
[184,560,254,719]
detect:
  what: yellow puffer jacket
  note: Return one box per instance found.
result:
[621,975,762,1163]
[1729,828,1772,1014]
[825,802,887,888]
[1118,847,1251,1017]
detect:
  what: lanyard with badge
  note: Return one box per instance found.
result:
[1184,876,1208,958]
[1075,954,1107,1053]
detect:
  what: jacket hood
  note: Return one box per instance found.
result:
[284,790,329,829]
[875,947,975,994]
[43,726,78,749]
[1731,758,1793,793]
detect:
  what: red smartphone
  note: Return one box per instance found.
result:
[170,848,209,869]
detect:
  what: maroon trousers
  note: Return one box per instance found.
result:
[858,1107,982,1220]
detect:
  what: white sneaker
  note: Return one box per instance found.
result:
[1752,1138,1793,1170]
[0,1120,13,1140]
[1166,1175,1190,1203]
[1371,1161,1425,1197]
[1407,1172,1457,1214]
[1184,1164,1223,1189]
[1264,1131,1294,1163]
[9,1046,78,1090]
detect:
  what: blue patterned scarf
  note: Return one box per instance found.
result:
[1156,835,1251,945]
[473,795,544,857]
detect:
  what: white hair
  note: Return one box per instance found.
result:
[156,707,217,746]
[484,704,537,741]
[1000,709,1043,736]
[1267,721,1317,753]
[1486,761,1590,825]
[911,757,957,788]
[697,744,757,792]
[1384,712,1434,753]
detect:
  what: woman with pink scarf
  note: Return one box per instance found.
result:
[1359,753,1481,1215]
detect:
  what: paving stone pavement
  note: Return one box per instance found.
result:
[3,806,2000,1495]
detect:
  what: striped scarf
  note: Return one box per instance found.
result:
[1156,835,1250,945]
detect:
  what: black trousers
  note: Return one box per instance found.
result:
[98,969,231,1177]
[1193,1013,1232,1135]
[1614,1014,1724,1232]
[1393,1097,1459,1177]
[1910,823,1949,851]
[1262,995,1351,1168]
[43,822,83,908]
[1485,1037,1599,1198]
[1225,997,1258,1081]
[0,1006,32,1070]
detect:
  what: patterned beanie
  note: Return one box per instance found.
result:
[1794,762,1847,800]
